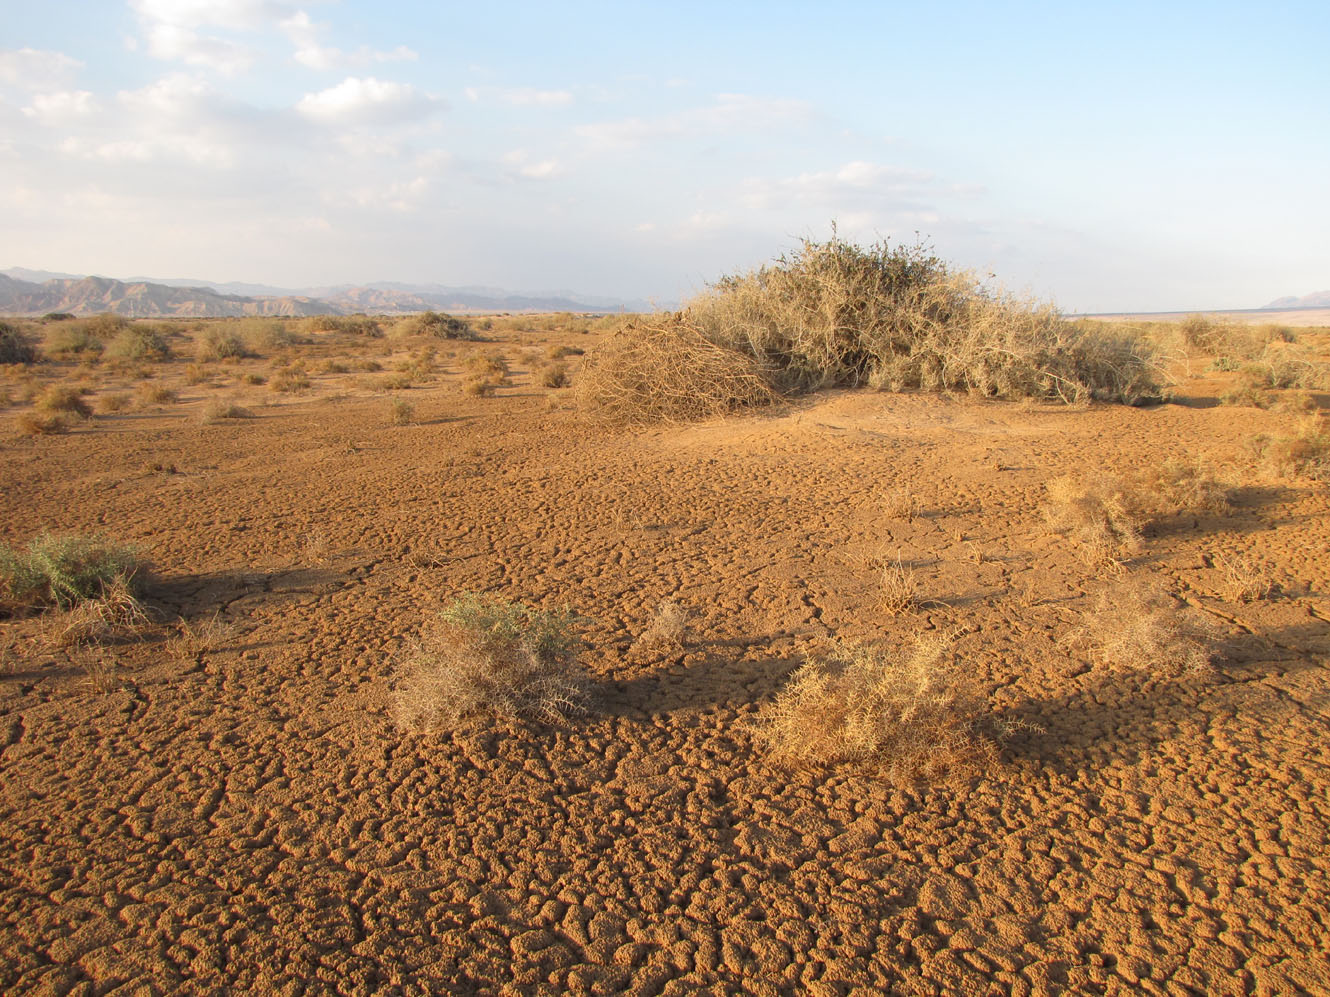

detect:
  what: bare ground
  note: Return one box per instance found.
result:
[2,326,1329,995]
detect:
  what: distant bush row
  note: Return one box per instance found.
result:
[0,309,480,366]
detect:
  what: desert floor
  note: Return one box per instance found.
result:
[2,322,1329,996]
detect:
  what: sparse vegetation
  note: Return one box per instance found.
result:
[44,323,103,358]
[540,362,571,388]
[36,386,93,420]
[389,398,415,425]
[0,532,145,612]
[394,592,589,730]
[1212,550,1275,603]
[758,633,988,778]
[1043,475,1143,566]
[878,557,920,614]
[1179,314,1292,360]
[16,412,67,436]
[270,367,311,392]
[97,392,132,414]
[58,576,152,647]
[300,314,382,337]
[634,599,690,652]
[463,376,498,397]
[1252,415,1330,481]
[135,383,178,407]
[201,399,252,422]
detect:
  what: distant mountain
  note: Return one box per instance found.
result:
[0,273,328,318]
[0,268,648,317]
[1265,290,1330,308]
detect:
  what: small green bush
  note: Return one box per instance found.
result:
[394,592,588,729]
[0,532,144,610]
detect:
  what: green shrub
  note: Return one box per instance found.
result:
[300,314,382,337]
[0,532,144,610]
[0,321,39,364]
[196,327,250,362]
[394,592,588,729]
[104,327,171,362]
[84,313,130,338]
[44,323,103,358]
[237,317,304,350]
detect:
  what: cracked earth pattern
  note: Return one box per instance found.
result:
[2,328,1329,995]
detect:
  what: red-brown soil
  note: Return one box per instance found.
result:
[2,326,1329,995]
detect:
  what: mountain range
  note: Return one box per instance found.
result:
[0,268,650,318]
[1265,290,1330,309]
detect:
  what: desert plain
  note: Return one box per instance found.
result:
[1,310,1329,996]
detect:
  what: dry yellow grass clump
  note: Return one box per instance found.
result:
[758,633,989,779]
[1043,476,1144,566]
[1045,459,1234,563]
[1081,587,1216,675]
[395,592,589,730]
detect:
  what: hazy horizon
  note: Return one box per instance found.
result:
[3,1,1327,313]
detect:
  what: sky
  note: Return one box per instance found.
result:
[1,0,1327,312]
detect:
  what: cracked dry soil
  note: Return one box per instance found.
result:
[2,331,1329,995]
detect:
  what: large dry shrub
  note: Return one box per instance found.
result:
[579,236,1162,423]
[394,592,589,730]
[576,314,778,424]
[1179,314,1292,359]
[758,634,989,779]
[688,236,1163,404]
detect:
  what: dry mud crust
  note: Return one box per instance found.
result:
[2,348,1329,995]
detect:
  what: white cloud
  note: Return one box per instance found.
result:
[464,86,574,107]
[576,92,813,148]
[297,76,443,124]
[0,48,83,91]
[141,22,255,75]
[501,87,573,107]
[739,160,936,212]
[280,11,417,71]
[22,91,98,121]
[519,160,558,179]
[130,0,297,31]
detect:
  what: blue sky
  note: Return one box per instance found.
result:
[1,0,1326,311]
